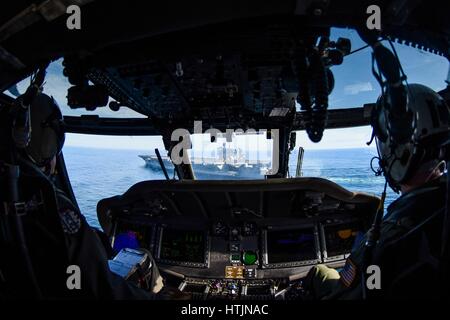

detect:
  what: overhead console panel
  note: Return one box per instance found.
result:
[80,20,318,120]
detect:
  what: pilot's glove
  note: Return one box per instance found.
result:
[302,264,341,299]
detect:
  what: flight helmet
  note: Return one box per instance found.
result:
[25,93,65,167]
[373,83,450,192]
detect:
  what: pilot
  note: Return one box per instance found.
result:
[302,84,450,299]
[20,92,168,299]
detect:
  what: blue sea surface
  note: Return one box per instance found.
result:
[63,146,397,229]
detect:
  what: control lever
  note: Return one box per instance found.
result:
[274,287,289,300]
[275,279,307,300]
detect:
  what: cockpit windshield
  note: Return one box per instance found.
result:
[186,132,275,180]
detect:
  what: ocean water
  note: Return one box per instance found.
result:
[63,146,397,229]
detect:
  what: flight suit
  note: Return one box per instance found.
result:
[304,175,448,299]
[56,189,163,299]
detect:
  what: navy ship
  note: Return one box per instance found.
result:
[139,144,271,179]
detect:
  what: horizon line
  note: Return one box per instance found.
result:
[63,144,377,152]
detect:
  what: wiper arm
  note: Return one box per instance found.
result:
[155,148,170,180]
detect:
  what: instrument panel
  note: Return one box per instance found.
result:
[99,178,379,298]
[111,218,365,277]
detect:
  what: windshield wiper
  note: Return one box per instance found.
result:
[155,148,170,180]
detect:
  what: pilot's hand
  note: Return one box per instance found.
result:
[157,287,192,300]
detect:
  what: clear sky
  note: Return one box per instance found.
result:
[9,28,449,151]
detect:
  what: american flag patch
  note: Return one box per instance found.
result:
[339,258,357,287]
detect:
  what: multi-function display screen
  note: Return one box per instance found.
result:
[159,228,206,263]
[324,222,363,257]
[113,222,152,252]
[266,228,317,264]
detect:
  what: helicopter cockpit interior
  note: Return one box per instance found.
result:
[97,178,379,299]
[0,1,449,301]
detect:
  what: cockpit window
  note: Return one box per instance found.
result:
[289,127,397,208]
[323,28,448,110]
[5,59,146,118]
[187,132,274,180]
[63,134,171,227]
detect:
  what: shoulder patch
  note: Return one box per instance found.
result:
[59,208,81,234]
[339,258,358,288]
